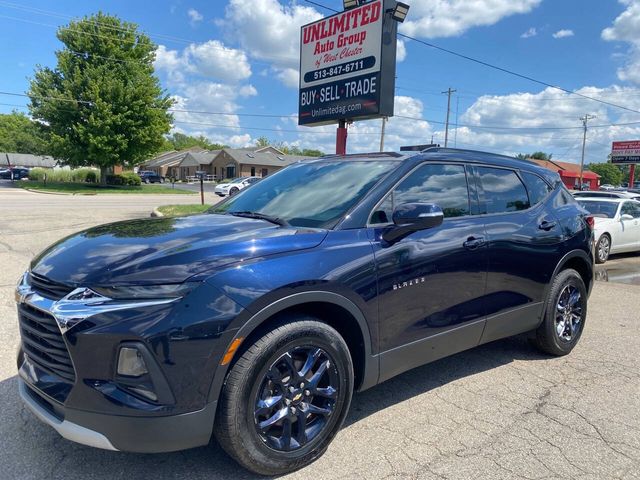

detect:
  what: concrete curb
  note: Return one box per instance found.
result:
[150,207,164,218]
[24,188,72,196]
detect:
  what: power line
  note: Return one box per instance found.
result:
[302,0,640,116]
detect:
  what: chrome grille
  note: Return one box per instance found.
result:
[28,273,74,301]
[18,303,75,382]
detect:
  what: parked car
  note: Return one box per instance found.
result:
[214,176,260,196]
[137,170,164,184]
[16,148,594,475]
[599,184,616,191]
[573,190,640,200]
[576,197,640,263]
[0,167,29,180]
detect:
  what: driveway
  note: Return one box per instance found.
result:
[1,189,639,479]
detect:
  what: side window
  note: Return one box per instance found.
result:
[521,171,552,206]
[477,167,530,214]
[370,164,470,224]
[621,202,640,218]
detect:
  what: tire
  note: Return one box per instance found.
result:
[144,178,150,184]
[595,234,610,264]
[229,187,239,195]
[214,318,354,476]
[531,268,587,356]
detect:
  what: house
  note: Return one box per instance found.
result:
[210,146,310,180]
[177,150,221,179]
[1,152,60,169]
[137,147,206,179]
[140,146,315,181]
[529,158,601,190]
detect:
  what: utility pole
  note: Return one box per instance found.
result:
[453,96,459,148]
[442,87,456,147]
[579,114,596,190]
[379,116,387,152]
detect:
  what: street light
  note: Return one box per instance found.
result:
[343,0,361,10]
[388,1,410,22]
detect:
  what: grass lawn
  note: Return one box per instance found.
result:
[20,182,196,195]
[157,204,211,216]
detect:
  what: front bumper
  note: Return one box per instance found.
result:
[20,379,217,452]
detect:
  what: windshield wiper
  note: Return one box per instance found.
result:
[228,211,289,226]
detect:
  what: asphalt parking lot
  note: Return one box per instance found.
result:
[1,188,639,479]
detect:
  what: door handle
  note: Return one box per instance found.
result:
[538,220,557,231]
[463,236,485,250]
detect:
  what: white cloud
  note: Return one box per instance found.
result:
[155,41,252,84]
[220,0,321,88]
[277,68,299,89]
[602,0,640,83]
[521,27,537,39]
[187,8,203,25]
[400,0,542,39]
[454,86,640,162]
[396,38,407,62]
[553,29,574,39]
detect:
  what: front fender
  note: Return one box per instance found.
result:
[206,290,378,404]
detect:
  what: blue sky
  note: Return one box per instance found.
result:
[1,0,640,163]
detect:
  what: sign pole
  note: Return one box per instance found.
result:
[630,164,636,189]
[336,119,348,155]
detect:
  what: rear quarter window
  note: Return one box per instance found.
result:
[477,167,530,214]
[520,171,552,206]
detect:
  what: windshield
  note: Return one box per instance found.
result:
[577,200,619,218]
[210,161,395,228]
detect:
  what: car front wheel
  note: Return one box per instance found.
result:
[214,318,354,475]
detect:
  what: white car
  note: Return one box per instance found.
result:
[576,198,640,263]
[214,176,260,197]
[573,190,640,200]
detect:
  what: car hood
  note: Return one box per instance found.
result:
[30,214,327,286]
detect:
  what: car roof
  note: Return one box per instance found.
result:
[575,197,630,203]
[309,147,558,182]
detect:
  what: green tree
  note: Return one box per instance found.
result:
[165,132,226,151]
[28,12,173,183]
[0,111,50,155]
[587,162,623,186]
[517,152,553,160]
[301,148,324,157]
[255,136,270,148]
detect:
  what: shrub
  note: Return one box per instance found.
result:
[85,170,98,183]
[106,172,141,186]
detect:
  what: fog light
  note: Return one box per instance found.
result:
[117,347,148,377]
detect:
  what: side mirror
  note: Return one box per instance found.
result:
[621,214,634,221]
[382,203,444,244]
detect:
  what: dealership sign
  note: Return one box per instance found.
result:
[611,140,640,164]
[298,0,398,126]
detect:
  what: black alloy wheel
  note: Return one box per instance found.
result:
[254,346,339,452]
[214,318,353,476]
[531,268,587,356]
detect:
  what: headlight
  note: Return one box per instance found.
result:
[91,282,198,300]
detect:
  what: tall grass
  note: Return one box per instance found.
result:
[28,168,100,183]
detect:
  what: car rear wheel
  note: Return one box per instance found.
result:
[531,268,587,356]
[229,187,239,195]
[214,318,353,475]
[595,234,610,264]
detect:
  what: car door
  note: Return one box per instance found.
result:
[618,201,640,251]
[473,166,565,343]
[369,163,489,382]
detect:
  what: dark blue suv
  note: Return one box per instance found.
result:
[15,148,594,475]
